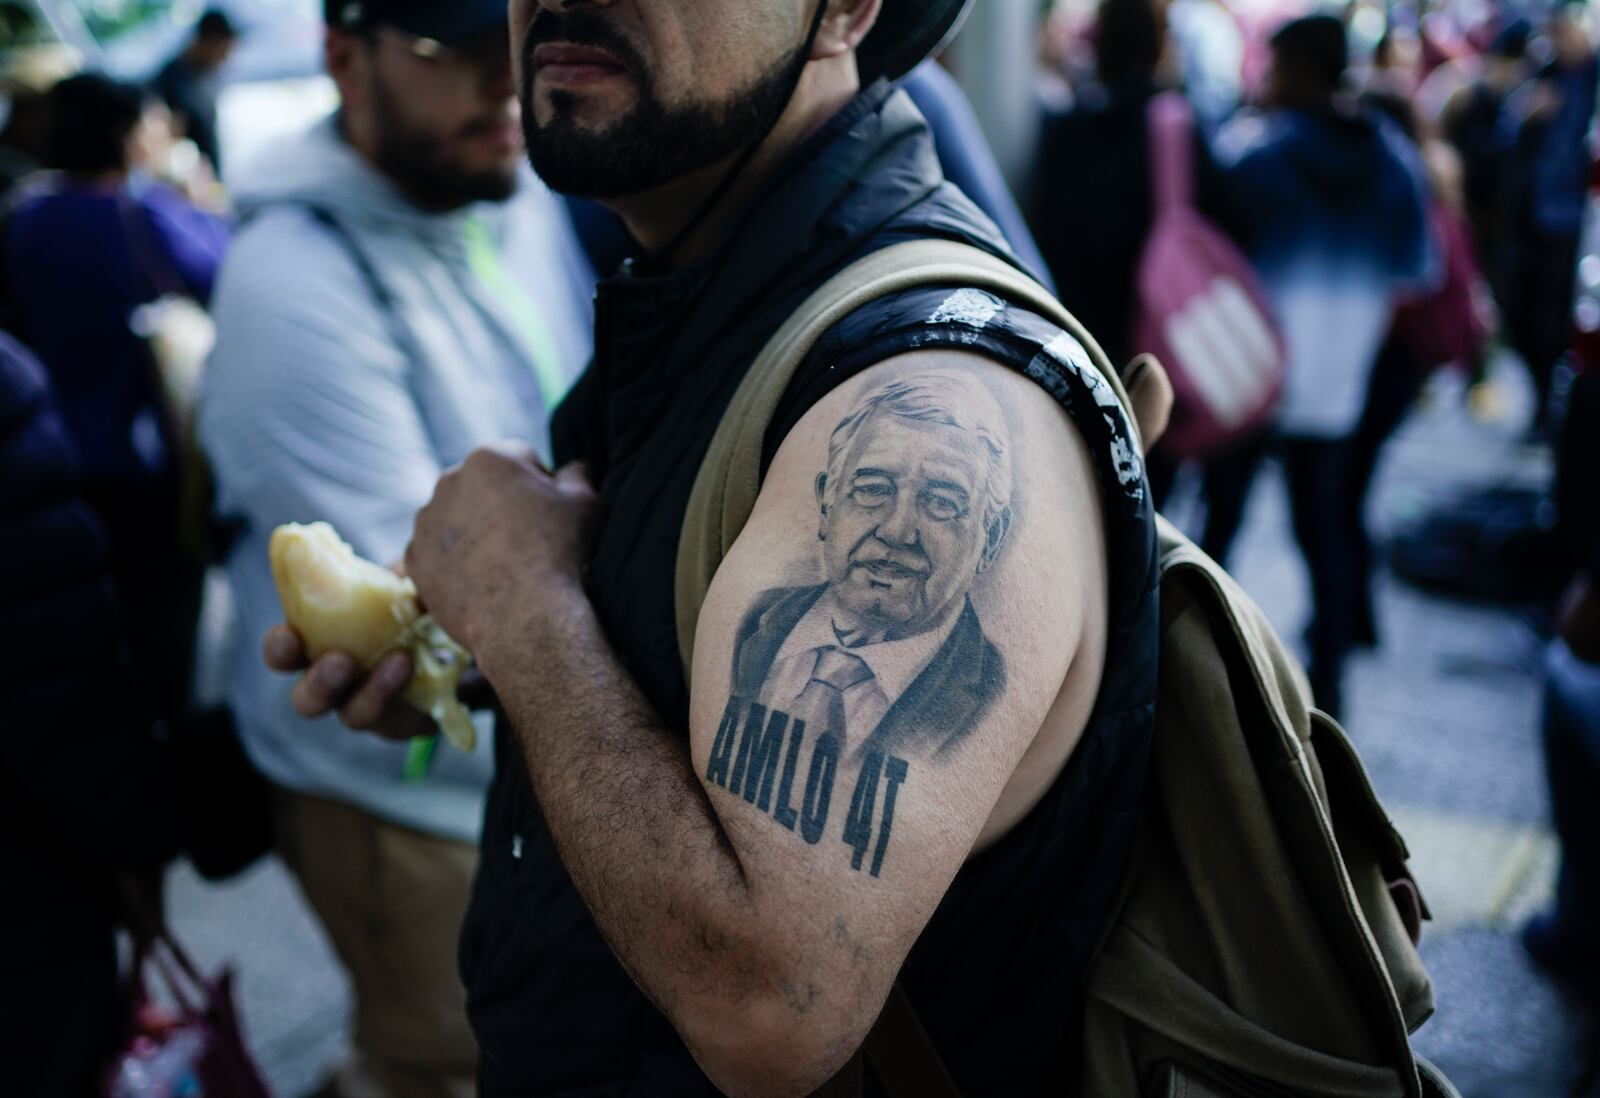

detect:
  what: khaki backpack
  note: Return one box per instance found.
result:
[674,239,1459,1098]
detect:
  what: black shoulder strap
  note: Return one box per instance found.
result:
[302,205,420,366]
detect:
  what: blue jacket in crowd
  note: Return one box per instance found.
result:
[4,175,229,483]
[0,332,179,1095]
[1217,106,1433,437]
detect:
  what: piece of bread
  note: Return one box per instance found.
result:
[270,522,477,751]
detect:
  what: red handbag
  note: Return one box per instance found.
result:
[1390,203,1494,371]
[104,926,273,1098]
[1132,93,1287,458]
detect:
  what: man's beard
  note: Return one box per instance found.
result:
[370,77,518,210]
[520,10,808,199]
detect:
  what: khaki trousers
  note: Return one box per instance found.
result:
[278,791,478,1098]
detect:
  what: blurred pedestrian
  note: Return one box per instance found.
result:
[0,44,75,195]
[1524,361,1600,1096]
[0,332,182,1098]
[1353,62,1495,647]
[1033,0,1243,499]
[150,8,239,177]
[1499,2,1598,427]
[197,0,592,1093]
[4,73,229,723]
[1206,13,1432,716]
[1441,19,1530,287]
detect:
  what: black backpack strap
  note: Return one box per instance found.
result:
[302,205,420,363]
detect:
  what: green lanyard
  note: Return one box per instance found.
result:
[462,214,568,412]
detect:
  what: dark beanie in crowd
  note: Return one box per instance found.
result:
[1270,13,1349,91]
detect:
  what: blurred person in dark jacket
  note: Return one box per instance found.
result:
[1206,14,1432,717]
[1442,19,1530,288]
[1031,0,1242,501]
[1500,2,1598,426]
[0,332,180,1098]
[151,8,239,176]
[1525,360,1600,1096]
[5,73,229,724]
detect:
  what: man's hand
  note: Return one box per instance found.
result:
[404,444,598,653]
[262,625,433,741]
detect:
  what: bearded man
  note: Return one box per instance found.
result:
[199,2,594,1094]
[271,2,1160,1093]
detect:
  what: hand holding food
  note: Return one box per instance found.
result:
[269,522,477,751]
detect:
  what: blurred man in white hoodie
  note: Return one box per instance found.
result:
[197,1,592,1093]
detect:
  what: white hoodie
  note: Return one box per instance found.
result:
[198,114,594,843]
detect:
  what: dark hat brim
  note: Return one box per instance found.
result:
[858,0,973,85]
[327,0,508,45]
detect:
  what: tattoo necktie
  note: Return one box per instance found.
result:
[791,646,875,743]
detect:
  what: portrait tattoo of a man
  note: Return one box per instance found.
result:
[704,372,1015,878]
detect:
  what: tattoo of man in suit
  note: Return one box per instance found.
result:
[729,373,1013,763]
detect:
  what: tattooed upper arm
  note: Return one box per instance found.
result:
[686,347,1108,1041]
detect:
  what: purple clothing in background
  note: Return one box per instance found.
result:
[5,177,229,481]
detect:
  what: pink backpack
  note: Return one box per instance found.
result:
[1133,93,1285,458]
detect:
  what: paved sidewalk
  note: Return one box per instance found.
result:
[168,358,1590,1096]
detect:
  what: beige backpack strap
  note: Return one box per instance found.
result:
[675,238,1141,684]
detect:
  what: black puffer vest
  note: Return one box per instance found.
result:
[461,82,1159,1097]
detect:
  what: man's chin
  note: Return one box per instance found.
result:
[535,84,637,128]
[834,587,924,636]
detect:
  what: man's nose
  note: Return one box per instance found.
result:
[875,493,920,549]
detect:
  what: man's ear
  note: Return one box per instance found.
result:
[814,0,885,60]
[324,29,369,106]
[977,506,1013,574]
[815,473,830,540]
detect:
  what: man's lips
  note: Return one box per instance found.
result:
[850,559,928,581]
[532,43,628,87]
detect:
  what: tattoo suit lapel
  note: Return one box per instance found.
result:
[731,584,830,700]
[862,598,1005,761]
[731,586,1004,762]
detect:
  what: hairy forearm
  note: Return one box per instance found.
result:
[474,581,797,1052]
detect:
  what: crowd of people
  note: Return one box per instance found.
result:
[0,0,1597,1095]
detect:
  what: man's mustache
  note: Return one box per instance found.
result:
[847,533,930,580]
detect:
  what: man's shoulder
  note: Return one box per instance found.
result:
[213,205,369,313]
